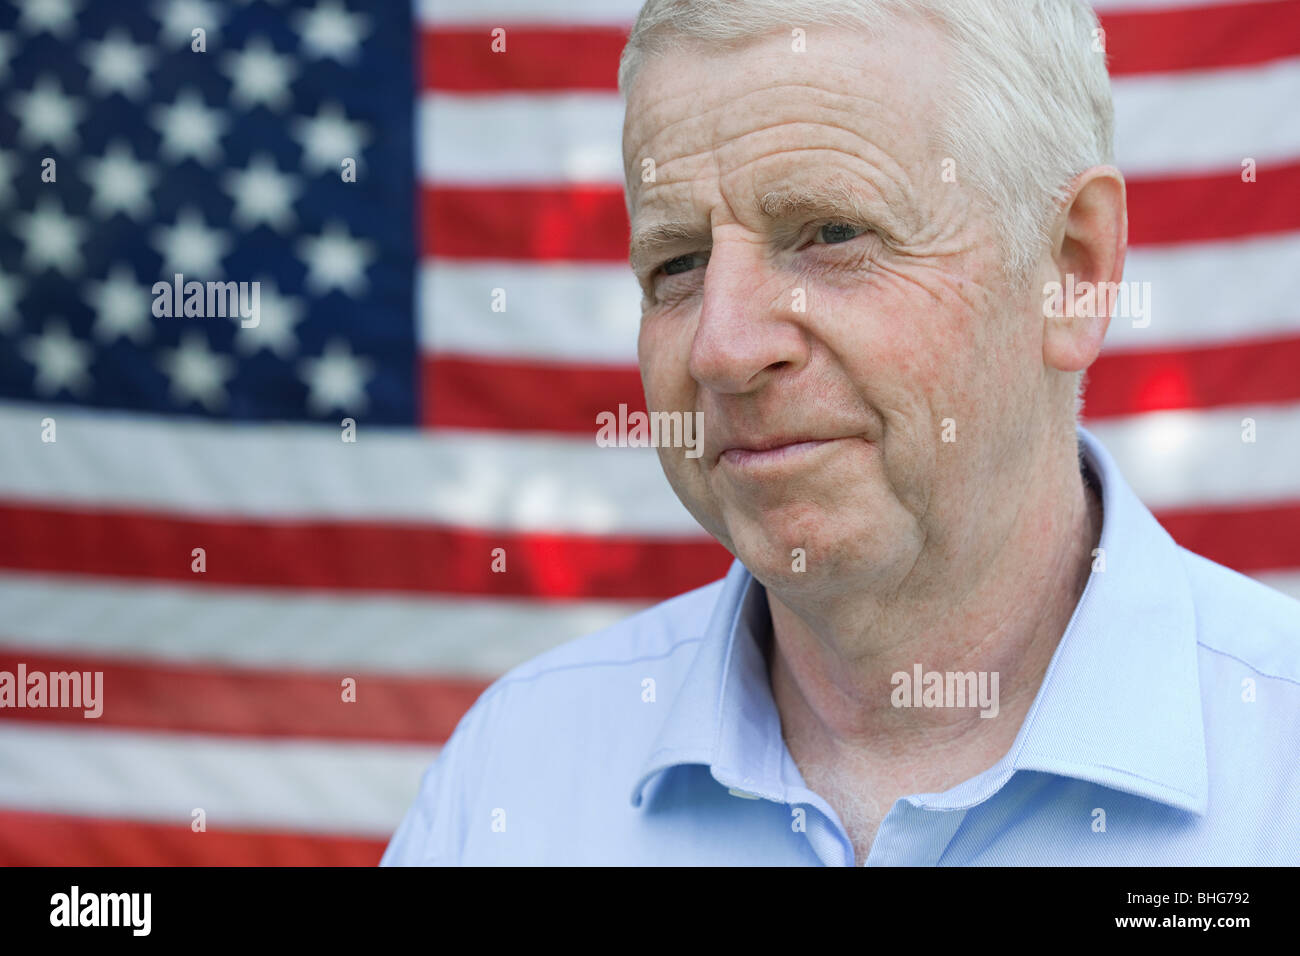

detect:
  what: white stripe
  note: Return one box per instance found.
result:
[423,60,1300,182]
[1113,57,1300,176]
[420,0,640,24]
[1085,403,1300,509]
[0,723,436,837]
[3,402,1298,521]
[421,233,1300,361]
[1107,232,1300,350]
[422,94,625,184]
[0,572,643,677]
[423,261,640,361]
[0,403,703,535]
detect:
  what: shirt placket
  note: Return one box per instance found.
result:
[862,800,969,866]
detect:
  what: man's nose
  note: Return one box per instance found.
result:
[686,241,810,394]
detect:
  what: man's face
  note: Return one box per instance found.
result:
[624,22,1049,597]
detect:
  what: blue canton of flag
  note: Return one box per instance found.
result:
[0,0,416,424]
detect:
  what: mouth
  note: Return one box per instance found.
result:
[718,438,839,471]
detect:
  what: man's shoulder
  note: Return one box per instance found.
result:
[1179,546,1300,686]
[451,574,727,737]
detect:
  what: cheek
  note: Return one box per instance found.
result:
[822,277,980,411]
[637,313,695,407]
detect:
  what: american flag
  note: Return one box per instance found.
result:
[0,0,1296,865]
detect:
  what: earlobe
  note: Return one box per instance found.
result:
[1042,166,1128,374]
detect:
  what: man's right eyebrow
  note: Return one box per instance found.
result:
[628,220,709,274]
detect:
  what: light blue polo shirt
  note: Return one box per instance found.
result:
[382,427,1300,865]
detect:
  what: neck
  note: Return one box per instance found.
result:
[769,429,1104,759]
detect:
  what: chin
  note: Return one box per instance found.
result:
[725,509,850,583]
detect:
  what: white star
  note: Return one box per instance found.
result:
[158,331,236,411]
[0,33,15,83]
[152,88,228,167]
[297,221,375,297]
[292,101,369,174]
[82,28,155,100]
[0,150,15,206]
[298,338,372,415]
[0,268,25,334]
[9,74,86,151]
[83,140,157,220]
[222,153,300,232]
[294,1,370,64]
[17,0,79,39]
[222,36,297,112]
[85,263,152,344]
[20,319,93,396]
[13,197,87,275]
[152,206,232,276]
[155,0,223,48]
[234,276,304,357]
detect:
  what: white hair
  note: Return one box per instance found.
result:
[618,0,1115,285]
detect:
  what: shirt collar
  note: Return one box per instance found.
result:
[630,558,780,806]
[630,425,1209,816]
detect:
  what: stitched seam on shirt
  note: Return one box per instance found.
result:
[478,635,706,701]
[1040,760,1200,801]
[1194,642,1300,688]
[642,744,711,764]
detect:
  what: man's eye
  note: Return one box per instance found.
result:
[660,253,705,276]
[815,222,865,244]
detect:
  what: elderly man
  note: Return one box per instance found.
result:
[384,0,1300,865]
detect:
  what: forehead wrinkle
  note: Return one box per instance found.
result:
[626,72,931,269]
[628,116,922,245]
[628,161,911,272]
[624,78,901,194]
[631,90,896,177]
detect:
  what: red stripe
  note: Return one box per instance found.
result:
[0,504,732,600]
[423,184,628,261]
[1127,160,1300,246]
[0,498,1295,595]
[423,165,1300,263]
[0,649,483,744]
[425,26,629,91]
[1100,0,1300,75]
[419,2,1300,91]
[1083,334,1300,418]
[422,337,1299,435]
[0,809,384,866]
[426,354,646,432]
[1158,501,1300,573]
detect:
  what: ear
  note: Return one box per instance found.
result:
[1040,166,1127,373]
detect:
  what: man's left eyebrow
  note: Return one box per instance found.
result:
[757,179,888,223]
